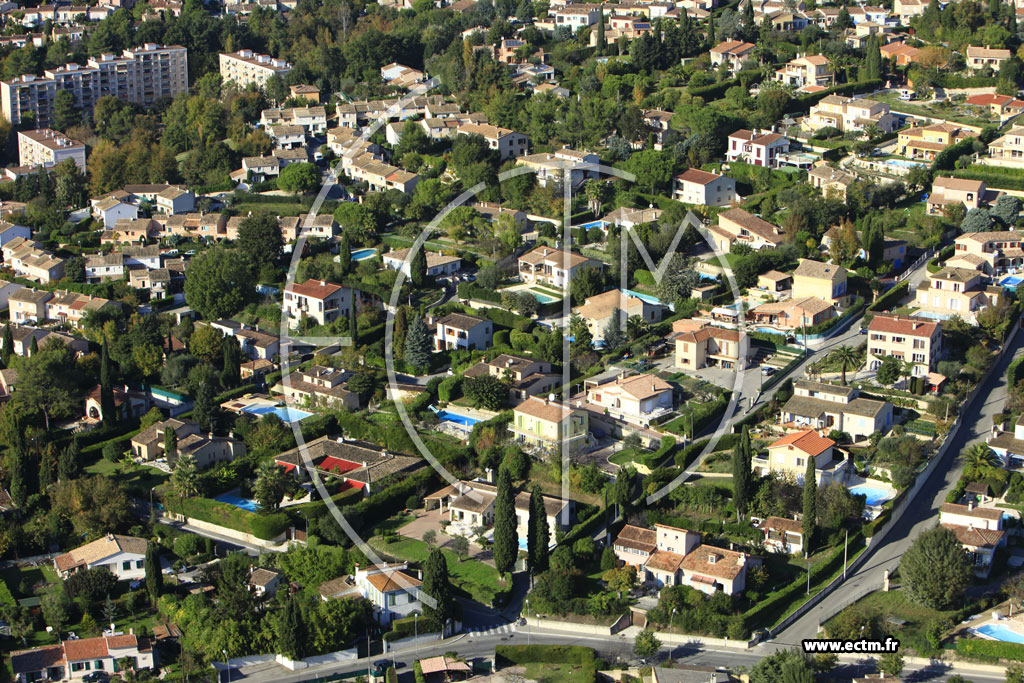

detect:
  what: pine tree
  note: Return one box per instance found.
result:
[422,547,457,624]
[802,457,817,555]
[741,0,755,38]
[492,466,518,575]
[338,232,351,274]
[59,438,80,481]
[528,486,550,574]
[410,248,427,288]
[404,315,431,371]
[603,308,626,350]
[1,322,12,367]
[100,342,115,426]
[145,543,161,606]
[732,426,752,520]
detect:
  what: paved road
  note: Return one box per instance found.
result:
[773,326,1024,646]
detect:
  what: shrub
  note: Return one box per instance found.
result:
[869,282,909,312]
[496,645,599,666]
[956,638,1024,662]
[384,614,441,642]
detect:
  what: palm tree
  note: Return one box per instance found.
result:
[626,315,650,341]
[831,345,860,386]
[963,442,1000,479]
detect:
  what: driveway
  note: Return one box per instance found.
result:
[398,509,493,564]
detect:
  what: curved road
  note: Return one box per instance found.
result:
[773,325,1024,646]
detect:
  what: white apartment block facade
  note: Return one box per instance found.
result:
[17,129,86,171]
[1,44,188,126]
[219,50,292,88]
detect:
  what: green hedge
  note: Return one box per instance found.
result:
[953,167,1024,192]
[932,137,978,173]
[1009,354,1024,389]
[663,392,731,438]
[638,436,677,469]
[932,74,997,88]
[457,282,502,303]
[956,638,1024,662]
[383,614,441,642]
[673,433,741,468]
[496,645,599,667]
[167,496,291,540]
[869,281,909,312]
[0,580,15,607]
[559,505,608,548]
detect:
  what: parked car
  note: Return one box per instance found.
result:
[83,672,109,682]
[761,366,776,376]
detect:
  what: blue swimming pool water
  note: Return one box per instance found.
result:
[351,248,377,260]
[976,624,1024,644]
[623,289,662,306]
[886,159,926,169]
[1002,275,1024,289]
[577,220,607,231]
[242,405,314,423]
[531,291,561,304]
[848,484,891,506]
[215,493,261,512]
[436,410,482,427]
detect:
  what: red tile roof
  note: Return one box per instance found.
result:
[769,429,835,457]
[868,314,939,337]
[285,279,343,299]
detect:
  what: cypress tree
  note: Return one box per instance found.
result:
[706,12,715,49]
[1,322,12,367]
[220,337,241,389]
[492,466,518,575]
[145,543,161,606]
[802,457,817,556]
[39,443,57,491]
[348,304,357,345]
[59,437,80,481]
[422,547,457,624]
[278,596,306,660]
[28,336,37,356]
[528,486,549,574]
[732,426,752,520]
[338,232,352,274]
[100,342,115,426]
[9,443,26,508]
[864,35,882,82]
[164,426,178,462]
[410,247,427,288]
[596,11,606,53]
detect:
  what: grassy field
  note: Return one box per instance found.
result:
[368,535,504,605]
[86,458,170,498]
[824,588,957,656]
[231,201,308,216]
[519,662,597,683]
[0,565,57,600]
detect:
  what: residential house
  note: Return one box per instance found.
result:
[759,517,804,555]
[248,567,283,597]
[355,562,422,625]
[0,221,30,248]
[988,412,1024,469]
[808,165,856,200]
[273,365,360,410]
[11,635,154,683]
[278,214,337,242]
[2,238,64,283]
[756,428,850,485]
[725,129,790,168]
[274,435,423,496]
[553,4,602,28]
[518,245,603,289]
[866,315,942,377]
[779,379,894,441]
[131,418,202,461]
[774,55,834,87]
[709,40,756,72]
[463,354,560,401]
[897,123,974,161]
[54,534,148,580]
[94,196,138,230]
[758,270,793,292]
[259,106,328,135]
[8,287,52,324]
[939,502,1006,576]
[987,126,1024,167]
[950,230,1024,275]
[672,319,748,370]
[966,46,1011,71]
[155,187,195,214]
[707,208,786,252]
[511,395,589,453]
[880,40,920,65]
[433,312,492,351]
[383,248,461,278]
[642,109,674,148]
[914,267,1003,324]
[967,94,1024,121]
[893,0,928,22]
[748,297,837,331]
[341,153,420,194]
[926,177,994,217]
[792,259,848,306]
[584,373,674,427]
[430,479,573,542]
[282,279,351,328]
[804,95,897,134]
[456,123,529,161]
[672,168,738,207]
[573,289,661,346]
[515,148,600,188]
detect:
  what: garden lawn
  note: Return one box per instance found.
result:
[368,536,503,605]
[520,662,597,683]
[0,565,57,600]
[824,588,956,656]
[86,459,170,498]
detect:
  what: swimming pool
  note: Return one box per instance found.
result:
[531,291,561,304]
[577,220,608,231]
[976,623,1024,644]
[623,289,662,306]
[242,405,315,424]
[885,158,926,169]
[351,248,377,261]
[848,484,892,506]
[436,409,482,428]
[215,493,261,513]
[1002,275,1024,289]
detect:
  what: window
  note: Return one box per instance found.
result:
[136,559,144,569]
[123,561,132,571]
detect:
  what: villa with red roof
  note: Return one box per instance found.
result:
[759,428,850,485]
[672,168,737,207]
[726,129,790,168]
[282,279,351,328]
[939,502,1006,576]
[866,315,942,377]
[274,435,423,495]
[11,634,154,682]
[354,562,422,625]
[967,93,1024,120]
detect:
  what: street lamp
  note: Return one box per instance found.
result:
[222,649,230,683]
[525,599,530,645]
[669,607,677,634]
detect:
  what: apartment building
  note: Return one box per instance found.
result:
[756,428,850,485]
[17,129,85,171]
[672,319,748,370]
[709,40,756,72]
[897,122,973,161]
[573,289,661,346]
[792,258,848,305]
[456,123,529,161]
[774,54,834,87]
[950,230,1024,275]
[803,95,897,134]
[463,354,560,402]
[518,245,603,289]
[584,373,674,427]
[1,44,188,126]
[433,312,492,351]
[612,523,748,595]
[219,49,292,87]
[866,314,942,377]
[282,279,351,328]
[780,379,894,440]
[725,129,790,168]
[939,502,1006,576]
[672,168,737,207]
[914,267,1003,324]
[926,177,993,216]
[966,45,1011,71]
[511,395,589,453]
[986,126,1024,167]
[706,207,786,251]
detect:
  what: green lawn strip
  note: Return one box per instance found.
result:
[532,284,565,297]
[86,459,170,499]
[825,588,956,657]
[521,662,596,683]
[368,536,501,605]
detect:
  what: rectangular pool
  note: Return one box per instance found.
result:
[242,405,314,424]
[976,623,1024,643]
[848,484,891,506]
[437,409,482,428]
[215,493,261,513]
[1002,275,1024,289]
[530,290,561,304]
[351,248,377,261]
